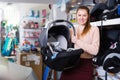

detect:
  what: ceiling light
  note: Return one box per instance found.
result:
[77,2,81,4]
[71,5,75,7]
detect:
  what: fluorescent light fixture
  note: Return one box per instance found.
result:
[77,2,81,4]
[71,5,75,7]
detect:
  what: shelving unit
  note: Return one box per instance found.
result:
[72,18,120,27]
[93,18,120,79]
[90,18,120,26]
[4,56,16,59]
[19,17,42,47]
[23,28,41,41]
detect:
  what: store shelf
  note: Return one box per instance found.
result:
[24,37,39,38]
[4,56,16,59]
[90,18,120,26]
[23,28,41,31]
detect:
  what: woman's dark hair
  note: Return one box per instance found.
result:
[76,6,91,36]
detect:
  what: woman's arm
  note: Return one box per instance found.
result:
[75,27,100,55]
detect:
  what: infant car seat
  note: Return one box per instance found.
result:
[102,30,120,73]
[93,28,120,73]
[90,0,119,21]
[39,20,84,71]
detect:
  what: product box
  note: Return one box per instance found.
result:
[20,52,43,80]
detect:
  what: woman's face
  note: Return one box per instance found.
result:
[76,9,89,26]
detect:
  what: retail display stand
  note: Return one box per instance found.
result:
[18,10,43,79]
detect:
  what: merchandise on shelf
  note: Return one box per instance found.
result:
[20,16,42,52]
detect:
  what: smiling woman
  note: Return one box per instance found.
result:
[60,6,100,80]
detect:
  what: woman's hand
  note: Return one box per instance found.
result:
[71,35,77,43]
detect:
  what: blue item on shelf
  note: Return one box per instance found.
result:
[2,37,14,56]
[118,5,120,15]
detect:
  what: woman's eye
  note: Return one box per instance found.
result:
[83,15,87,17]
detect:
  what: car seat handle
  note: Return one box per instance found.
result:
[47,20,76,36]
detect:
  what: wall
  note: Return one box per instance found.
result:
[18,3,50,47]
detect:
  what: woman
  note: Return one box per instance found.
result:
[60,6,100,80]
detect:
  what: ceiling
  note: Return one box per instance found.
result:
[0,0,102,4]
[0,0,57,4]
[0,0,105,11]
